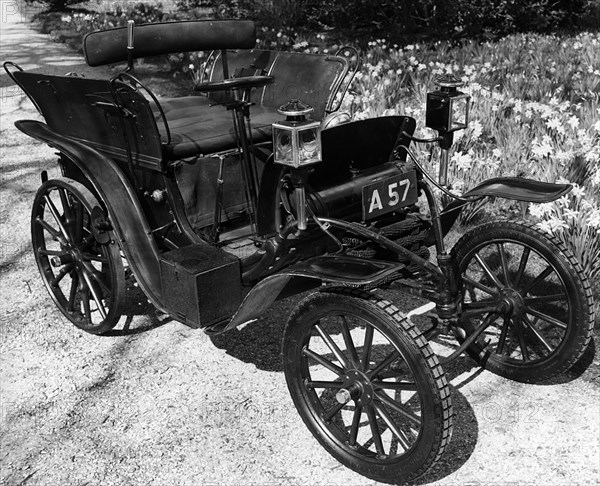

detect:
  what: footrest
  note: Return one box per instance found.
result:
[287,255,404,286]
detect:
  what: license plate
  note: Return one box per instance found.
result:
[362,170,418,220]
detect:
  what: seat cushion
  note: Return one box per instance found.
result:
[158,96,278,160]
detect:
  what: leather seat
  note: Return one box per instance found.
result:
[157,96,279,160]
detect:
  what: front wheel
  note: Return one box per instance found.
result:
[452,221,594,382]
[282,288,452,484]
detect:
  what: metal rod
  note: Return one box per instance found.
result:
[439,148,449,186]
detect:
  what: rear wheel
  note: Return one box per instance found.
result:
[31,178,125,334]
[453,221,594,382]
[282,288,452,483]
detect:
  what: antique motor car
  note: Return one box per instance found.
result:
[5,18,594,483]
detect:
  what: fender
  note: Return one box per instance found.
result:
[440,176,572,237]
[212,255,403,333]
[15,119,165,309]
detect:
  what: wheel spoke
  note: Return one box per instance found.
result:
[521,266,553,295]
[67,272,79,312]
[81,287,92,324]
[302,347,344,376]
[372,401,411,450]
[340,316,360,367]
[514,247,531,288]
[375,390,421,427]
[461,302,499,317]
[524,306,567,330]
[37,248,67,257]
[44,194,71,242]
[525,294,567,304]
[324,400,346,422]
[361,325,374,372]
[513,316,530,362]
[496,316,511,354]
[522,315,555,353]
[475,253,505,289]
[58,187,75,241]
[315,323,352,369]
[372,380,418,391]
[366,404,385,456]
[50,265,73,287]
[368,350,399,379]
[462,275,498,297]
[82,253,109,264]
[81,269,108,320]
[36,216,62,241]
[496,243,511,286]
[305,380,344,389]
[83,262,111,295]
[348,405,362,447]
[74,199,84,244]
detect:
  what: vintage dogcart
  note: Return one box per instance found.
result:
[5,19,594,483]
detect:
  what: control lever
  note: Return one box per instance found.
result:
[126,20,135,72]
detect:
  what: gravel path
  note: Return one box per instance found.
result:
[1,3,599,485]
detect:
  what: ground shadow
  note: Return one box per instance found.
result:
[101,284,172,336]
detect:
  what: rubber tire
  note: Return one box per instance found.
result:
[32,178,125,334]
[282,288,452,484]
[452,221,594,382]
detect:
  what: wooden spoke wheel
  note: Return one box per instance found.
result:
[453,221,594,382]
[282,289,452,483]
[31,178,125,334]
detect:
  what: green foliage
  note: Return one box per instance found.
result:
[184,0,598,40]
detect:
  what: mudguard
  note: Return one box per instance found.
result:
[214,255,404,333]
[15,119,165,308]
[440,176,572,236]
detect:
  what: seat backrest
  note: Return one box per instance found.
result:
[83,20,256,67]
[13,70,164,171]
[208,49,349,120]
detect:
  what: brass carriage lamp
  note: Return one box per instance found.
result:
[273,99,322,168]
[273,100,322,231]
[425,75,470,134]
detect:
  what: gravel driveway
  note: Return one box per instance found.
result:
[1,4,599,485]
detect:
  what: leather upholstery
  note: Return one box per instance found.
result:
[158,97,277,159]
[83,20,256,67]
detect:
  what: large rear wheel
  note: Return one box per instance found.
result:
[31,178,125,334]
[282,288,452,483]
[452,221,594,382]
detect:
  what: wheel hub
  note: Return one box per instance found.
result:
[497,288,525,316]
[335,369,374,406]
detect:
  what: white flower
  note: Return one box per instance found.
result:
[588,209,600,228]
[470,120,483,140]
[532,137,554,158]
[568,116,580,130]
[563,208,580,219]
[529,202,555,218]
[451,151,473,171]
[557,195,570,208]
[571,184,586,198]
[492,148,502,158]
[546,117,565,135]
